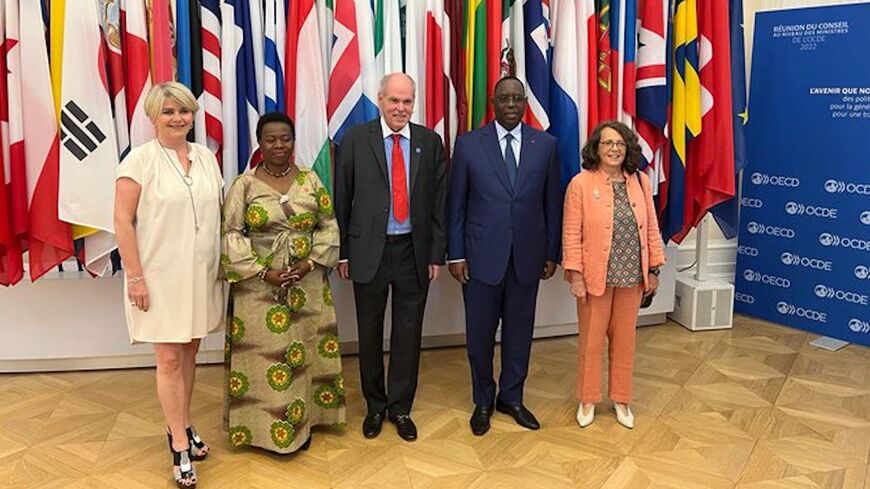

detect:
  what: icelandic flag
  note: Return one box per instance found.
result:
[523,0,550,130]
[327,0,379,144]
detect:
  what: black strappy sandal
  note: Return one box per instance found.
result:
[186,426,210,461]
[171,447,197,488]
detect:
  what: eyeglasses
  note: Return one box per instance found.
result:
[599,140,627,150]
[494,94,527,104]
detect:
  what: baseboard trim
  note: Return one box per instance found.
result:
[0,350,226,373]
[1,319,669,373]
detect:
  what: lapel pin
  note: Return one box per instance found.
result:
[593,188,601,200]
[415,147,421,154]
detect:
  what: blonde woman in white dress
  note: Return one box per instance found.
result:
[114,82,224,489]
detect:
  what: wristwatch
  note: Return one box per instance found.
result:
[649,267,660,277]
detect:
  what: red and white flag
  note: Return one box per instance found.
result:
[195,0,222,163]
[121,0,155,148]
[0,0,23,285]
[3,0,27,246]
[424,0,449,145]
[150,0,174,82]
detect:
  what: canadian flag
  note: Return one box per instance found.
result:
[0,0,24,285]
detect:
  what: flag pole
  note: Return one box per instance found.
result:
[694,213,710,282]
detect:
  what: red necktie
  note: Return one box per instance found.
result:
[391,134,408,223]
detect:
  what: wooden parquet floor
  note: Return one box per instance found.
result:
[2,315,870,489]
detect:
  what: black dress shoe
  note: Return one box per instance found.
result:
[495,399,540,430]
[470,405,494,436]
[389,414,418,441]
[362,411,385,438]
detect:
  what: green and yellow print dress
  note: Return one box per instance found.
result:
[222,169,345,454]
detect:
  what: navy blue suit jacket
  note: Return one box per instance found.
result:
[447,122,562,286]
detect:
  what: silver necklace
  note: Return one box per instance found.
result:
[158,142,200,231]
[261,162,293,178]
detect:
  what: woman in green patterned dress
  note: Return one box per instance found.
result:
[222,112,345,453]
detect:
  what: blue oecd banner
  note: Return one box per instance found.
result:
[736,3,870,345]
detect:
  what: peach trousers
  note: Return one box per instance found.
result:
[575,285,643,404]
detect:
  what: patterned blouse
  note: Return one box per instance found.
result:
[606,181,643,287]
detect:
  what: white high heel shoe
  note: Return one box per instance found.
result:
[614,403,634,429]
[575,403,595,428]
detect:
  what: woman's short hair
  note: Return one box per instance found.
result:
[143,82,199,119]
[256,112,296,141]
[580,120,642,174]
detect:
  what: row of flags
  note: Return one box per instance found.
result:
[0,0,747,287]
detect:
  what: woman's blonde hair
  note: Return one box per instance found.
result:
[143,82,199,119]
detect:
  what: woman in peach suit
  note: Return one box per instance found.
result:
[562,121,665,429]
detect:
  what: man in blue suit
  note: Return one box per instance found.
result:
[447,77,562,436]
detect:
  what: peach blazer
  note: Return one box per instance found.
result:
[562,168,666,297]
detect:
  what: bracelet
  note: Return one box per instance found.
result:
[649,268,660,277]
[127,276,144,284]
[257,268,269,281]
[306,259,315,271]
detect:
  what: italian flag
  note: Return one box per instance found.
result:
[286,0,332,191]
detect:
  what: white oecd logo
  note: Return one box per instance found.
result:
[748,173,800,187]
[784,201,838,218]
[817,233,870,251]
[824,179,870,195]
[777,301,827,323]
[746,221,795,238]
[825,179,842,193]
[780,252,832,271]
[814,284,869,305]
[743,269,791,288]
[855,265,869,280]
[849,318,870,334]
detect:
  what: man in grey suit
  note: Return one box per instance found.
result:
[335,73,447,442]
